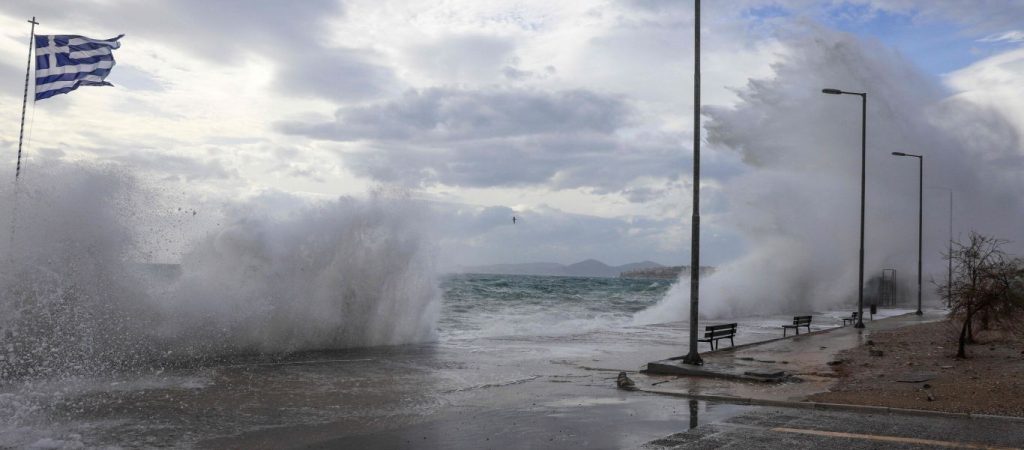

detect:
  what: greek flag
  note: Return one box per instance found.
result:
[34,34,123,101]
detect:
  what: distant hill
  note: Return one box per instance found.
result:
[460,259,664,278]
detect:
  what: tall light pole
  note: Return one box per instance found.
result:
[682,0,703,365]
[822,88,867,328]
[892,152,924,316]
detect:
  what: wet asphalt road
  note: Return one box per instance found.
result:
[646,404,1023,449]
[7,311,1020,449]
[217,383,1024,449]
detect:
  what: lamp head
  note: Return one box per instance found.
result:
[821,88,843,95]
[892,152,907,156]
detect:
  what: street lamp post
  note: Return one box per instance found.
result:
[682,0,703,366]
[892,152,924,316]
[822,88,867,328]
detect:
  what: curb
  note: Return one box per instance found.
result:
[702,311,935,356]
[667,326,845,360]
[650,326,849,378]
[665,311,925,359]
[649,312,949,383]
[635,388,1024,423]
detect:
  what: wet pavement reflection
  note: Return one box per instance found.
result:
[1,312,881,447]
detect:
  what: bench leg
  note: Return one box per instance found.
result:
[783,328,787,337]
[730,337,734,347]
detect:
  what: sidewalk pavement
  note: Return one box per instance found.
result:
[638,310,945,402]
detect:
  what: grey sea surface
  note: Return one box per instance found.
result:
[0,274,882,448]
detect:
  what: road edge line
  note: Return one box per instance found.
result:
[636,388,1024,423]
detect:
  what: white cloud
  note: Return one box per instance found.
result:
[979,30,1024,43]
[945,46,1024,134]
[638,28,1024,322]
[1,0,1022,268]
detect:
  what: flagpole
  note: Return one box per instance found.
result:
[10,17,36,259]
[16,17,38,181]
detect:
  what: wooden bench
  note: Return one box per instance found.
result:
[782,315,812,336]
[696,323,736,350]
[841,312,859,326]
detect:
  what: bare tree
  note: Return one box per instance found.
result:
[939,232,1024,358]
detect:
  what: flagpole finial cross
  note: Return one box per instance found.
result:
[28,17,38,25]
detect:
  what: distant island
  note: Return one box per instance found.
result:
[619,265,715,280]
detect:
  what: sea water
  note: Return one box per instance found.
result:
[0,166,913,447]
[0,270,916,447]
[439,273,671,340]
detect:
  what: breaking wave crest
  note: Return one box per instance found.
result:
[0,164,440,379]
[636,29,1024,323]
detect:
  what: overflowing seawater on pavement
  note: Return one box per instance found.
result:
[0,269,916,448]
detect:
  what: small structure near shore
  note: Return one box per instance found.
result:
[619,265,715,280]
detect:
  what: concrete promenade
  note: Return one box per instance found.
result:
[635,311,1024,448]
[640,311,946,402]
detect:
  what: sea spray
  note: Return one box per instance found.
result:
[0,164,440,379]
[153,189,440,356]
[0,165,156,378]
[636,29,1024,323]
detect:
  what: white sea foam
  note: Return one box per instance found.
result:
[0,163,440,379]
[636,29,1024,323]
[154,189,441,355]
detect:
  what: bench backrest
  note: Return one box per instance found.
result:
[704,323,737,338]
[793,315,812,325]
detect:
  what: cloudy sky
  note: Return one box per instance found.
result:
[1,1,1022,269]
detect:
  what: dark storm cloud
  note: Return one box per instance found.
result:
[280,86,752,190]
[407,34,516,81]
[281,88,629,141]
[868,0,1024,33]
[279,87,691,191]
[340,131,686,190]
[340,133,663,189]
[620,0,1024,36]
[277,48,398,102]
[0,0,340,59]
[0,0,397,101]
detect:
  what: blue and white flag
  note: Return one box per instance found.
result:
[34,34,123,101]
